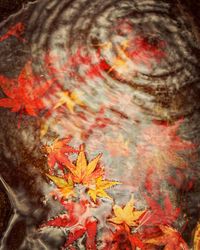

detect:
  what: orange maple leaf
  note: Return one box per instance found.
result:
[64,144,104,184]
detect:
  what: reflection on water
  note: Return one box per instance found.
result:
[0,0,200,249]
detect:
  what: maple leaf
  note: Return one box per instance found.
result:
[136,119,195,172]
[0,22,25,42]
[145,225,189,250]
[54,90,85,113]
[0,61,52,116]
[194,222,200,250]
[46,174,75,199]
[41,200,87,229]
[64,217,98,250]
[143,195,180,226]
[108,195,146,227]
[64,144,104,184]
[102,225,144,250]
[87,176,120,202]
[45,136,78,172]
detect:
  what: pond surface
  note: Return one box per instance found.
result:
[0,0,200,249]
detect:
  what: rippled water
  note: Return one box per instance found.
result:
[0,0,200,249]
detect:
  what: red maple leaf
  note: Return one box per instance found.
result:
[64,218,97,250]
[40,200,87,228]
[41,200,97,250]
[143,195,180,226]
[45,136,78,173]
[0,22,25,42]
[102,225,144,250]
[0,61,53,116]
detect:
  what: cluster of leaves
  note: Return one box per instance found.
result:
[40,137,189,250]
[45,137,120,202]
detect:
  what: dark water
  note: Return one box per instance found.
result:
[0,0,200,249]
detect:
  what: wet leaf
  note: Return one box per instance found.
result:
[102,226,144,250]
[64,218,98,250]
[65,144,104,184]
[46,136,78,172]
[46,174,75,199]
[108,195,146,227]
[87,176,120,202]
[41,200,88,229]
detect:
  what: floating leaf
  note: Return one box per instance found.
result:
[65,144,104,184]
[46,136,78,172]
[108,195,146,227]
[87,177,120,202]
[46,174,75,199]
[64,218,98,250]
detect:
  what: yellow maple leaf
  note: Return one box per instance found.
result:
[46,174,75,199]
[87,176,120,202]
[65,144,104,184]
[54,90,84,113]
[108,195,146,227]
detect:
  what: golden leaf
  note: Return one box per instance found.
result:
[64,144,104,184]
[108,195,146,227]
[87,176,120,202]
